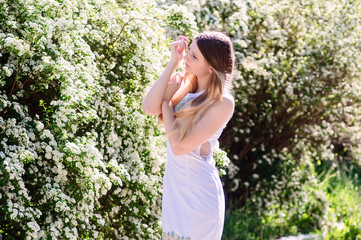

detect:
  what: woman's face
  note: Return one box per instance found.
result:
[184,40,211,77]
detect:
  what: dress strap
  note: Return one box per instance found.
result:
[174,91,204,112]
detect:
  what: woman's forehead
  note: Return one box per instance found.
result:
[190,41,201,54]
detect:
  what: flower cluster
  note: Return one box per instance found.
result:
[213,142,231,177]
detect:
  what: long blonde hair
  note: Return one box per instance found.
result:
[167,31,235,142]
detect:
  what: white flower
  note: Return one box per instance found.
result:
[10,208,18,219]
[45,145,52,153]
[36,121,44,131]
[3,66,12,76]
[41,56,51,64]
[45,152,52,159]
[285,84,294,96]
[252,174,259,180]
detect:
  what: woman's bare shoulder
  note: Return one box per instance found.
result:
[208,92,234,120]
[222,91,234,104]
[214,91,234,110]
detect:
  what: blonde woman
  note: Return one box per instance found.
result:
[142,31,235,240]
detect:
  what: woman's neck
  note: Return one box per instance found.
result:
[195,74,210,93]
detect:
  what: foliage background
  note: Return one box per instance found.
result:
[1,0,361,239]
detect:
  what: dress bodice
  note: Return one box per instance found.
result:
[173,91,225,158]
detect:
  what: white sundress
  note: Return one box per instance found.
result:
[162,91,227,240]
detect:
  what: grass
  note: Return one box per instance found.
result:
[222,167,361,240]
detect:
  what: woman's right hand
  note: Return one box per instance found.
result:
[164,72,183,101]
[170,36,189,65]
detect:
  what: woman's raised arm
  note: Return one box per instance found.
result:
[142,60,178,115]
[142,36,189,115]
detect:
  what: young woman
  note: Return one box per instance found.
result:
[142,31,235,240]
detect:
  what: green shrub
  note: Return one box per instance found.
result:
[322,170,361,240]
[223,161,361,239]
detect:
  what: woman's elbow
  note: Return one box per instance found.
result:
[141,104,152,115]
[172,149,183,156]
[142,101,159,115]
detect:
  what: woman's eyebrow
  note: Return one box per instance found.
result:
[189,44,199,57]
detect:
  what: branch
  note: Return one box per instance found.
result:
[8,42,34,98]
[108,18,161,46]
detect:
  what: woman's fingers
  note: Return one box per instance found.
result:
[170,40,182,53]
[177,35,189,43]
[165,74,182,100]
[179,36,189,51]
[179,36,189,50]
[172,41,186,51]
[169,72,183,84]
[175,72,183,83]
[170,36,189,63]
[171,38,188,52]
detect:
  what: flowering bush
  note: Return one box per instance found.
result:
[0,0,199,239]
[222,0,361,211]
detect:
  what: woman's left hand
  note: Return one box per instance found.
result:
[164,73,183,101]
[170,36,189,65]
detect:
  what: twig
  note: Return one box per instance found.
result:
[108,18,161,46]
[8,59,25,97]
[8,42,34,98]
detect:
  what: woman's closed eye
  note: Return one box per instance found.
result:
[189,50,197,59]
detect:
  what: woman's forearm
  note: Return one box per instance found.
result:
[142,60,178,115]
[162,100,180,146]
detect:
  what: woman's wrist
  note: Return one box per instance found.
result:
[162,100,174,128]
[162,99,172,107]
[168,58,180,68]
